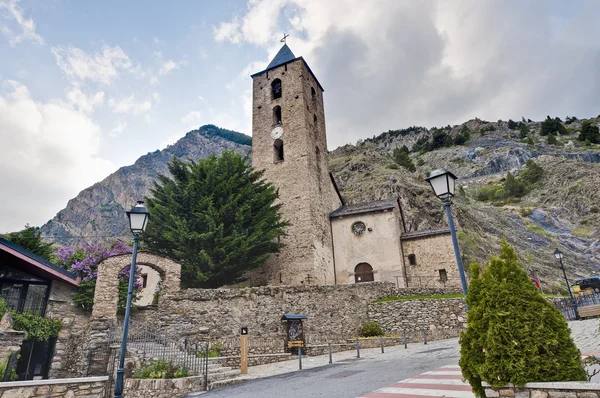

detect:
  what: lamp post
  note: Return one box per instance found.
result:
[553,248,579,320]
[426,169,468,297]
[114,201,150,398]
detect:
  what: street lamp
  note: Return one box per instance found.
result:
[114,201,150,398]
[553,248,579,320]
[426,169,468,297]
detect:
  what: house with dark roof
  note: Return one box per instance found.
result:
[0,237,80,380]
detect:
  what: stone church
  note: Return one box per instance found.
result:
[250,44,458,289]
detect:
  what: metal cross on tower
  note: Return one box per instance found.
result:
[280,33,289,43]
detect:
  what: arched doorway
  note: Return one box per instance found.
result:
[354,263,374,283]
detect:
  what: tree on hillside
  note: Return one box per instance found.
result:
[142,151,288,288]
[578,120,600,144]
[392,147,416,172]
[540,116,568,136]
[459,241,586,397]
[4,225,55,263]
[504,172,527,197]
[507,119,518,130]
[519,159,544,184]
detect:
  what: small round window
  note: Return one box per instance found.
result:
[352,221,366,235]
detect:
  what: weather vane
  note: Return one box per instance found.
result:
[280,33,289,43]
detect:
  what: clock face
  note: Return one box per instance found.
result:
[352,221,366,235]
[271,126,283,140]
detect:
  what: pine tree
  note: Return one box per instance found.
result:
[459,241,586,397]
[142,151,288,288]
[392,148,416,172]
[4,225,55,263]
[578,120,600,144]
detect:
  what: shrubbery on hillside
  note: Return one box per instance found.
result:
[578,120,600,144]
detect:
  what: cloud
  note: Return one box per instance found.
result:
[108,120,127,137]
[159,60,181,76]
[52,45,141,85]
[181,110,202,128]
[0,80,115,232]
[0,0,44,46]
[66,86,104,114]
[215,0,600,148]
[108,95,152,115]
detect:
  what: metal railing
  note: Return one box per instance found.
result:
[108,320,209,378]
[554,292,600,320]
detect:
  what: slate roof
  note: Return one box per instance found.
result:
[400,228,451,241]
[329,199,397,218]
[266,44,296,70]
[250,44,324,91]
[0,237,79,285]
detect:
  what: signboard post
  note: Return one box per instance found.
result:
[240,327,248,375]
[281,314,308,353]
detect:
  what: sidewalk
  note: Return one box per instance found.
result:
[229,337,460,382]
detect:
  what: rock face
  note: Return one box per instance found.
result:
[41,125,251,245]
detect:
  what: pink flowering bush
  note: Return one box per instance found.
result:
[58,242,141,312]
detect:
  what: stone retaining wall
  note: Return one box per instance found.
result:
[368,297,467,333]
[0,376,108,398]
[135,282,463,341]
[124,375,205,398]
[485,382,600,398]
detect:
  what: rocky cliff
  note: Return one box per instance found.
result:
[41,125,251,245]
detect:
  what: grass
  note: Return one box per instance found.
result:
[525,224,554,240]
[572,225,595,238]
[373,293,463,303]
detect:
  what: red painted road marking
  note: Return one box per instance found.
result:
[358,365,474,398]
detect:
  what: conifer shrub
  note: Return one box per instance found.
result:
[359,321,383,337]
[459,241,586,397]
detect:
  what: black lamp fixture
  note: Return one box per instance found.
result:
[426,169,458,200]
[126,201,150,235]
[553,247,579,320]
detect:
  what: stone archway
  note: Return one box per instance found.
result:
[91,252,181,319]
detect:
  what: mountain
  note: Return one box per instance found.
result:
[41,117,600,292]
[329,116,600,293]
[40,125,251,245]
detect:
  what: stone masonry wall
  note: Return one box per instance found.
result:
[135,282,463,343]
[124,375,205,398]
[0,376,108,398]
[368,297,467,333]
[0,329,26,364]
[485,383,600,398]
[402,233,462,289]
[45,280,91,378]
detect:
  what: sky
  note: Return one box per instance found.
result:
[0,0,599,233]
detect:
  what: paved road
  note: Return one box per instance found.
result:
[201,339,461,398]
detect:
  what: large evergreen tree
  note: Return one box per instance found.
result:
[4,225,55,263]
[142,151,288,288]
[459,241,586,397]
[578,120,600,144]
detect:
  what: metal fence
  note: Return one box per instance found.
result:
[554,292,600,320]
[108,320,209,378]
[86,344,118,398]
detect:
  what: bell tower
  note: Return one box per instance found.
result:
[250,44,341,285]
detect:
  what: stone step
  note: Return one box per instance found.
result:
[207,376,248,391]
[207,369,241,383]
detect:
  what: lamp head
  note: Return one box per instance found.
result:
[426,169,458,200]
[126,201,150,235]
[553,248,563,260]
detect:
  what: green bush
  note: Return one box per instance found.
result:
[578,120,600,144]
[133,360,189,379]
[459,241,586,397]
[0,299,61,341]
[547,133,558,145]
[359,321,383,337]
[519,160,544,184]
[540,116,568,136]
[392,148,416,172]
[208,342,223,358]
